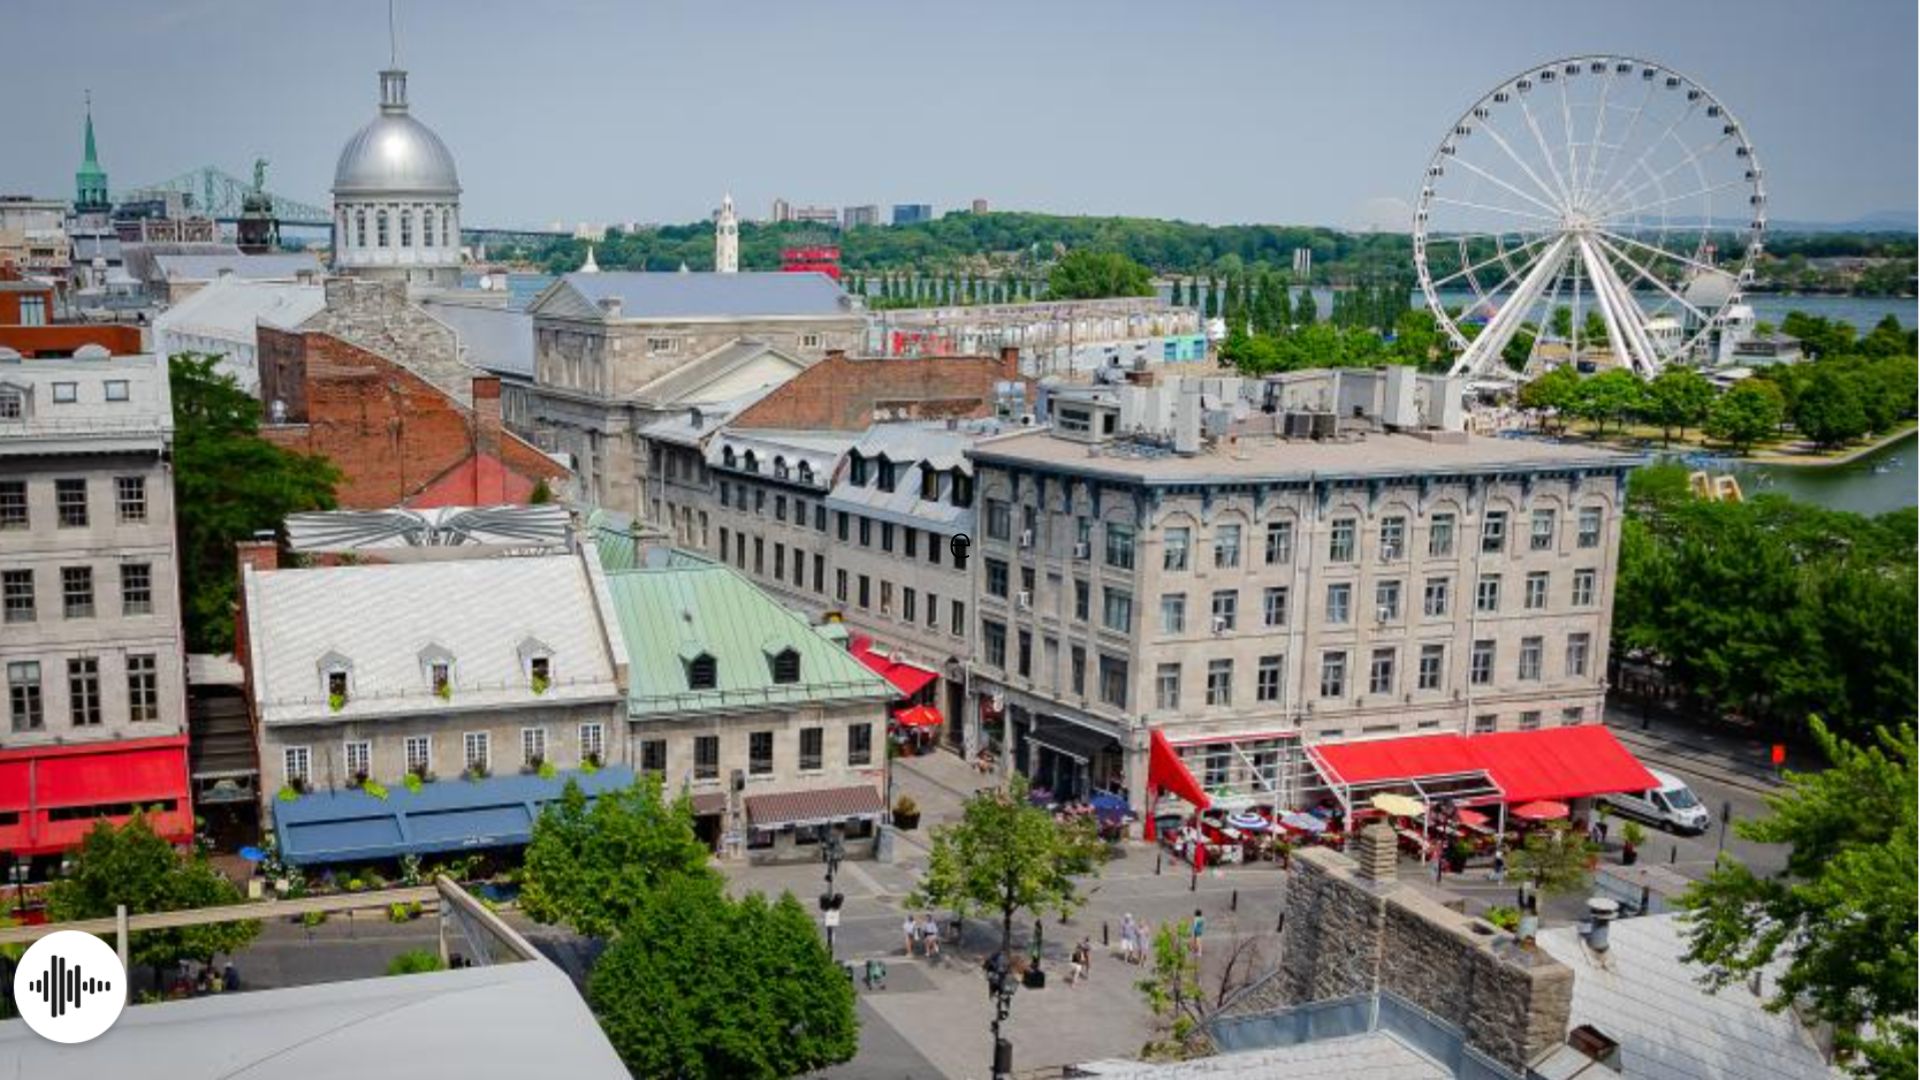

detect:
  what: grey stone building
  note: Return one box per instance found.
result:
[521,272,864,515]
[964,368,1640,812]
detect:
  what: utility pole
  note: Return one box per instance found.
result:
[819,834,845,960]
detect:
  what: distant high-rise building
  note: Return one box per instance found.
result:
[715,194,739,273]
[770,197,793,224]
[1291,247,1313,281]
[892,204,934,226]
[842,205,880,229]
[971,198,989,214]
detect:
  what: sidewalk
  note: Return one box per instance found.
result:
[1602,702,1790,790]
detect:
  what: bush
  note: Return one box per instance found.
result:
[276,784,302,803]
[893,795,918,817]
[1483,905,1522,931]
[402,772,424,795]
[362,779,389,801]
[386,949,444,976]
[301,910,328,928]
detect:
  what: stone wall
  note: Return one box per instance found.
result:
[1276,832,1574,1072]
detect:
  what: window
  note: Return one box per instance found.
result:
[1155,663,1181,710]
[1329,518,1356,562]
[926,590,939,628]
[103,380,131,403]
[0,481,24,528]
[327,669,349,704]
[1524,571,1549,610]
[52,382,77,404]
[986,559,1009,598]
[1262,587,1289,628]
[376,209,390,247]
[1257,655,1284,702]
[18,297,47,327]
[776,496,788,523]
[1319,651,1348,698]
[1265,521,1294,565]
[951,473,974,507]
[881,523,896,552]
[836,512,849,541]
[800,727,824,771]
[1073,580,1090,621]
[1070,645,1086,695]
[1566,633,1592,677]
[1417,644,1445,690]
[1469,640,1495,685]
[1374,580,1401,622]
[1571,568,1596,607]
[1379,516,1406,561]
[62,566,94,618]
[8,662,43,731]
[876,459,896,492]
[1578,507,1604,548]
[345,740,371,779]
[1163,527,1190,570]
[580,723,605,765]
[1473,714,1498,734]
[56,478,87,527]
[771,648,801,684]
[423,211,435,247]
[639,739,666,775]
[1211,590,1238,632]
[1105,523,1136,570]
[1102,588,1133,633]
[522,727,548,767]
[1325,583,1350,625]
[687,653,717,690]
[1368,648,1396,695]
[858,574,870,608]
[116,476,146,522]
[1206,659,1234,706]
[986,499,1011,541]
[920,468,940,501]
[982,620,1007,668]
[1519,710,1543,731]
[1530,509,1557,551]
[1561,706,1586,726]
[835,569,848,603]
[2,570,32,623]
[126,653,158,722]
[694,735,719,780]
[905,529,918,558]
[353,209,366,247]
[814,554,825,594]
[1518,636,1543,681]
[951,600,965,637]
[284,746,311,785]
[1481,511,1507,553]
[406,736,432,774]
[858,518,870,546]
[1016,630,1032,677]
[528,655,551,689]
[1160,593,1186,634]
[749,731,773,775]
[0,389,19,418]
[1074,516,1092,554]
[903,588,917,624]
[1202,744,1231,787]
[1424,512,1455,557]
[1213,524,1241,569]
[773,543,785,581]
[464,732,491,774]
[1422,577,1449,617]
[1475,576,1500,613]
[849,723,873,766]
[399,209,413,247]
[1097,654,1129,708]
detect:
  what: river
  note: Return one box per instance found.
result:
[1711,431,1918,516]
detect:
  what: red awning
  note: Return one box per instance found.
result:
[1309,726,1656,806]
[893,705,944,729]
[849,636,939,699]
[1148,729,1212,812]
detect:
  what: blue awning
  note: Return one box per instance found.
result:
[274,766,637,865]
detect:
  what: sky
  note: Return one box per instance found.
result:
[4,0,1915,230]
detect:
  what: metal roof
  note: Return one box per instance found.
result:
[557,271,852,319]
[1074,1033,1449,1079]
[285,505,569,556]
[152,277,325,342]
[601,557,891,717]
[0,352,172,453]
[150,252,322,282]
[420,300,534,379]
[333,70,461,196]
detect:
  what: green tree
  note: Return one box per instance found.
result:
[1518,365,1582,432]
[1568,367,1646,435]
[170,354,339,652]
[908,777,1107,959]
[519,775,715,940]
[1292,288,1317,325]
[47,813,259,989]
[1047,249,1155,300]
[1792,366,1872,448]
[1509,823,1599,900]
[1203,276,1219,318]
[1705,379,1787,453]
[1642,367,1716,445]
[1681,719,1917,1077]
[588,875,858,1079]
[387,949,446,975]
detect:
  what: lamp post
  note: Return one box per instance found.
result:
[819,833,845,961]
[7,863,26,919]
[984,950,1018,1080]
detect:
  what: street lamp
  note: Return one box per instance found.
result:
[818,834,845,960]
[983,950,1018,1080]
[7,862,28,919]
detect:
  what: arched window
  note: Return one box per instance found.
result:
[743,450,758,473]
[376,210,390,247]
[798,461,814,485]
[687,653,718,691]
[773,455,788,479]
[400,209,413,248]
[442,209,452,246]
[770,648,801,684]
[423,210,435,248]
[722,446,737,469]
[354,209,367,248]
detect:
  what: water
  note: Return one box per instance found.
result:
[1424,289,1914,330]
[461,272,554,310]
[1713,431,1918,516]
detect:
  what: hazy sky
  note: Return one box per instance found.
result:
[5,0,1914,229]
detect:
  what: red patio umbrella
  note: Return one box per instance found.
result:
[1456,808,1492,829]
[1510,799,1570,822]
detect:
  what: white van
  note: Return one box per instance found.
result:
[1603,769,1710,834]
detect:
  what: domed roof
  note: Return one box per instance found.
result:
[332,70,460,198]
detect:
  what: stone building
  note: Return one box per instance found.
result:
[964,367,1639,810]
[0,352,193,868]
[329,67,463,289]
[520,271,863,514]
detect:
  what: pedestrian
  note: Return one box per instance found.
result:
[904,914,919,956]
[223,962,239,993]
[1079,936,1094,981]
[1190,909,1205,958]
[1069,939,1089,987]
[1432,854,1446,885]
[920,914,940,959]
[1491,849,1507,884]
[1119,913,1137,964]
[1597,818,1610,845]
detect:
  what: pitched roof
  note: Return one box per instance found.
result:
[601,556,891,717]
[150,252,322,282]
[630,337,812,407]
[419,299,535,379]
[824,421,999,532]
[1535,915,1831,1080]
[729,349,1023,431]
[153,277,325,342]
[536,271,853,321]
[1074,1032,1449,1079]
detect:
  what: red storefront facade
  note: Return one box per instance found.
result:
[0,736,194,857]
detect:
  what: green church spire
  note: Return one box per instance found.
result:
[75,91,110,214]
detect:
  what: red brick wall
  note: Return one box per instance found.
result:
[732,348,1025,431]
[0,324,144,358]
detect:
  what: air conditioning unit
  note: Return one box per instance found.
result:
[1019,529,1034,549]
[1376,606,1393,623]
[1211,616,1229,635]
[1073,541,1091,559]
[1017,590,1033,610]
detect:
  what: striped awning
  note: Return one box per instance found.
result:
[745,784,885,828]
[689,791,728,817]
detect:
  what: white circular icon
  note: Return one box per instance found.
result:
[13,929,125,1044]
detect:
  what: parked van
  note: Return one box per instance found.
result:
[1603,769,1710,834]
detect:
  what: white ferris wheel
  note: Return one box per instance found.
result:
[1413,56,1767,381]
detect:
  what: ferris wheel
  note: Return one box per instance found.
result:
[1413,56,1766,381]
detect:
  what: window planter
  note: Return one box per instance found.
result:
[530,674,550,696]
[328,692,347,712]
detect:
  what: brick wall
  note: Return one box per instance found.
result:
[731,347,1025,432]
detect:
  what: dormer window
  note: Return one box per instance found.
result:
[327,670,348,700]
[687,652,718,691]
[876,457,896,492]
[798,461,814,486]
[774,455,789,480]
[318,650,353,710]
[951,472,975,508]
[723,446,737,469]
[849,452,867,486]
[920,467,940,501]
[518,637,554,693]
[770,647,802,685]
[743,450,758,473]
[430,662,452,698]
[0,388,23,420]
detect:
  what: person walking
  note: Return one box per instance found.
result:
[920,914,941,959]
[1190,910,1206,958]
[1134,918,1152,965]
[1119,913,1137,964]
[1068,938,1090,987]
[1491,849,1508,883]
[904,913,920,956]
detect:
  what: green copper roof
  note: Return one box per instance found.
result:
[602,557,890,718]
[75,104,108,208]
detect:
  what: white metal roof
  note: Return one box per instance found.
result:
[153,277,325,343]
[1074,1032,1448,1079]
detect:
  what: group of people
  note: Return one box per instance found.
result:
[171,960,240,998]
[902,912,943,958]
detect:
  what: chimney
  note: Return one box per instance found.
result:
[235,532,280,577]
[471,375,506,505]
[596,296,622,319]
[999,345,1021,376]
[1585,897,1619,952]
[1353,822,1398,884]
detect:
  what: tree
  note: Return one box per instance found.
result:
[519,775,715,940]
[1135,918,1270,1061]
[1203,276,1219,319]
[170,354,340,652]
[1793,366,1871,448]
[1705,379,1787,453]
[387,949,445,975]
[1509,823,1599,901]
[1292,288,1317,325]
[47,813,259,989]
[1681,719,1916,1077]
[588,875,858,1079]
[1568,368,1646,435]
[1047,249,1154,300]
[1641,367,1716,445]
[1518,365,1582,431]
[908,777,1107,960]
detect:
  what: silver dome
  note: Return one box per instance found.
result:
[332,70,461,197]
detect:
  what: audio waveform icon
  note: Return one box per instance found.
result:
[27,954,113,1019]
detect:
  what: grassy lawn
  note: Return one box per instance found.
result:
[1539,419,1916,466]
